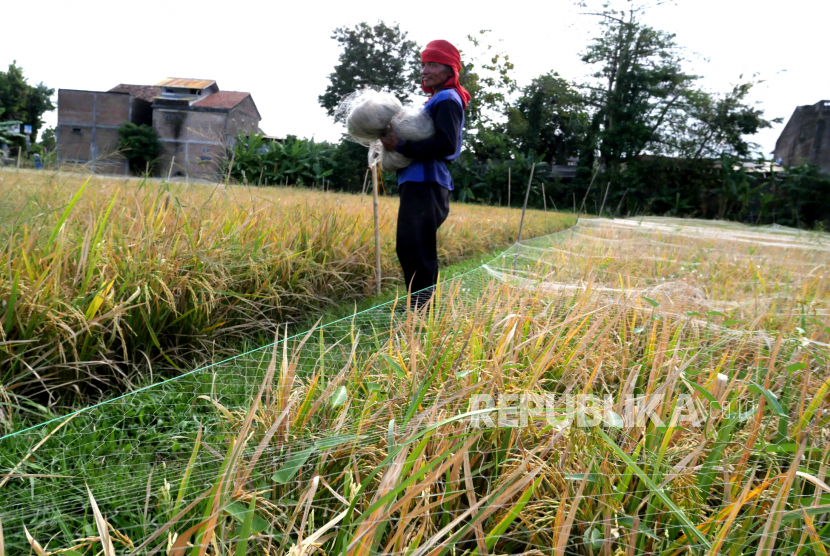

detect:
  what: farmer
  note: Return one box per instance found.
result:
[380,39,471,310]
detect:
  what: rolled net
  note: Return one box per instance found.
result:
[338,89,435,172]
[1,217,829,555]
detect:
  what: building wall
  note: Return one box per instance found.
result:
[130,97,154,126]
[774,101,830,173]
[187,111,227,143]
[184,142,225,177]
[56,90,131,174]
[154,109,227,180]
[151,95,262,181]
[154,109,188,142]
[228,97,260,139]
[57,125,92,163]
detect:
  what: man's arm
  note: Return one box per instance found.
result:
[395,99,462,160]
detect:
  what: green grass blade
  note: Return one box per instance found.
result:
[46,178,90,250]
[233,494,257,556]
[597,428,711,550]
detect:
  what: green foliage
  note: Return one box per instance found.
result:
[38,125,56,150]
[571,4,777,216]
[329,137,370,192]
[603,157,830,227]
[319,21,421,122]
[0,61,54,146]
[117,123,162,175]
[458,31,519,159]
[580,7,698,177]
[226,134,403,193]
[0,107,24,145]
[507,73,588,164]
[671,79,780,160]
[768,163,830,227]
[449,151,554,207]
[225,133,335,186]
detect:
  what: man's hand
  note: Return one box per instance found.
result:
[379,125,400,151]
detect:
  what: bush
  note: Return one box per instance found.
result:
[225,133,334,187]
[117,123,162,175]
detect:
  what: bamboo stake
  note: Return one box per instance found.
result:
[517,163,535,246]
[542,181,547,212]
[361,168,370,201]
[598,178,611,217]
[514,163,536,268]
[507,166,511,208]
[167,156,175,182]
[16,147,21,169]
[372,162,381,296]
[226,152,235,186]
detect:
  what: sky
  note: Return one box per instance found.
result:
[4,0,828,156]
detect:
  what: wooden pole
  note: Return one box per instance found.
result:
[361,168,370,201]
[225,152,234,186]
[517,163,535,246]
[598,178,611,217]
[507,166,511,208]
[513,163,535,268]
[542,181,547,212]
[577,164,600,222]
[371,162,381,296]
[167,156,175,182]
[17,147,21,169]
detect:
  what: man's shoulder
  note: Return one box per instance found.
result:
[430,89,463,106]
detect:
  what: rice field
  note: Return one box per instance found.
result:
[1,200,830,553]
[0,168,572,406]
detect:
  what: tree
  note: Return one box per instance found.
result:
[506,72,588,164]
[670,79,778,160]
[0,62,55,145]
[117,123,162,175]
[38,126,56,151]
[319,22,420,121]
[457,30,519,160]
[579,6,697,185]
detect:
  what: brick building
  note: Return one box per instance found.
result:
[56,78,260,179]
[56,86,158,174]
[773,100,830,174]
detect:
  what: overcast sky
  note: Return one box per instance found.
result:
[4,0,828,156]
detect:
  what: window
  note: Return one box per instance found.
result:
[202,147,210,153]
[178,147,184,152]
[72,128,82,135]
[163,113,181,121]
[200,156,211,161]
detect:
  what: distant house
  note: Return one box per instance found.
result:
[773,100,830,174]
[56,78,261,179]
[56,87,158,175]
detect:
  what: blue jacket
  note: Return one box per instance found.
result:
[396,89,465,190]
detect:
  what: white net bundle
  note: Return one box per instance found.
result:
[338,89,434,172]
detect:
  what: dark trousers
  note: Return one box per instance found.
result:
[396,181,450,306]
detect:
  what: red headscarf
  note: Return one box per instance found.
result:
[420,40,472,109]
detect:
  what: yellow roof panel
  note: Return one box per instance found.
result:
[156,78,215,89]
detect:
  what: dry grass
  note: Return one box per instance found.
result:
[0,168,573,404]
[1,217,829,555]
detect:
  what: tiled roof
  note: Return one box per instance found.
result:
[193,91,251,110]
[108,84,163,103]
[156,78,216,89]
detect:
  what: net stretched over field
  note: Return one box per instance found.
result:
[2,217,830,555]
